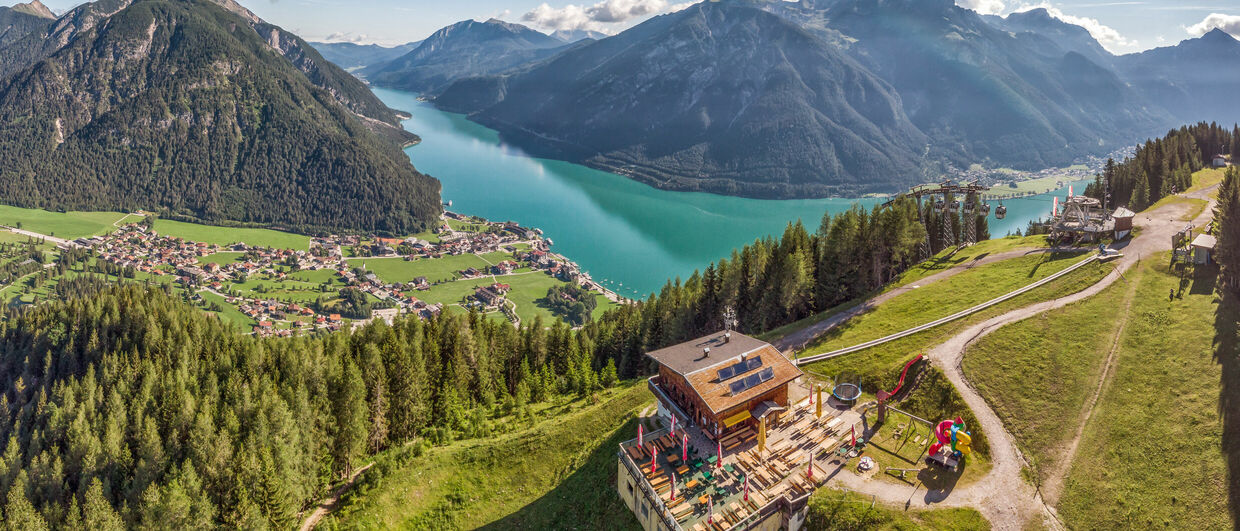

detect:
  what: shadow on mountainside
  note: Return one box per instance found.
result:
[1214,288,1240,529]
[479,416,642,531]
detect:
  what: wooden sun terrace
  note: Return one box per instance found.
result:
[618,397,863,530]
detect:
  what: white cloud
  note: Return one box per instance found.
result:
[957,0,1006,16]
[1014,3,1139,53]
[521,0,674,33]
[1185,13,1240,39]
[323,32,371,44]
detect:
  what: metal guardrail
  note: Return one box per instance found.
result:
[795,255,1100,365]
[619,428,681,530]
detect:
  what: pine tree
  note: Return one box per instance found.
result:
[254,454,291,529]
[81,479,123,531]
[1130,171,1150,211]
[1216,167,1240,291]
[2,475,47,531]
[331,359,369,477]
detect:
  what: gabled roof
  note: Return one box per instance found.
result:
[645,331,768,376]
[646,332,802,416]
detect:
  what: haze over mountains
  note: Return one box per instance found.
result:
[309,40,421,70]
[360,18,576,95]
[343,0,1240,198]
[0,0,442,233]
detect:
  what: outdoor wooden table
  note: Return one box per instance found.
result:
[699,494,709,505]
[686,479,700,490]
[627,445,644,460]
[667,454,681,466]
[730,502,744,517]
[692,523,705,531]
[672,503,693,520]
[677,465,690,476]
[707,455,718,465]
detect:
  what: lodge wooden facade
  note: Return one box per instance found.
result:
[647,331,802,439]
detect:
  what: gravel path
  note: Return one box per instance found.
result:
[818,187,1219,530]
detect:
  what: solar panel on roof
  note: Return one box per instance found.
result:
[758,367,774,382]
[729,380,748,395]
[744,373,761,388]
[745,356,762,371]
[717,355,763,382]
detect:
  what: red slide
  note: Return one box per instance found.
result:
[878,354,924,402]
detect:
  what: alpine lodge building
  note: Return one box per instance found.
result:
[615,331,866,531]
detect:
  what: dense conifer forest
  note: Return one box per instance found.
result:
[0,284,610,528]
[1086,122,1238,210]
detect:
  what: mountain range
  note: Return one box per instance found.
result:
[344,0,1240,198]
[0,0,442,233]
[360,18,576,95]
[309,40,421,70]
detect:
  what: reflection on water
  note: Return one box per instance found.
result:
[374,88,1088,298]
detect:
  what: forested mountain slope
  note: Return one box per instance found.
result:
[0,1,53,47]
[437,2,939,198]
[0,0,441,234]
[0,281,612,528]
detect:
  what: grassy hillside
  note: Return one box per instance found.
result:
[965,255,1231,529]
[1055,258,1232,529]
[963,264,1130,484]
[153,219,312,250]
[806,488,990,530]
[798,252,1107,383]
[323,382,651,529]
[0,205,127,239]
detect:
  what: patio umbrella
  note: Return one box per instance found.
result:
[638,424,644,449]
[671,414,676,434]
[670,470,676,502]
[850,425,857,448]
[682,433,688,461]
[716,440,723,469]
[708,497,714,525]
[807,454,813,480]
[816,386,823,418]
[651,446,659,474]
[743,475,749,502]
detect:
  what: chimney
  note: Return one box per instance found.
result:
[724,331,731,344]
[703,347,710,357]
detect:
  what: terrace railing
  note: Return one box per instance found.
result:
[618,427,682,531]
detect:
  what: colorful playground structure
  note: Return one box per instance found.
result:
[926,417,972,470]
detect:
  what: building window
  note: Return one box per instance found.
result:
[628,481,634,495]
[641,502,649,518]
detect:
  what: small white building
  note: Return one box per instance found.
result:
[1214,155,1229,168]
[1192,234,1217,265]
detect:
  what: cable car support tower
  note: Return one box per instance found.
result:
[881,180,1001,257]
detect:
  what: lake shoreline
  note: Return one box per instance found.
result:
[375,87,1095,297]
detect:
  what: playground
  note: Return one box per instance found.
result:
[819,355,992,496]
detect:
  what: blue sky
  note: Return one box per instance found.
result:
[33,0,1240,54]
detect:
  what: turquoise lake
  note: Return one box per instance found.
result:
[374,88,1089,298]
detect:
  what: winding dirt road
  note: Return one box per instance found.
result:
[816,187,1219,530]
